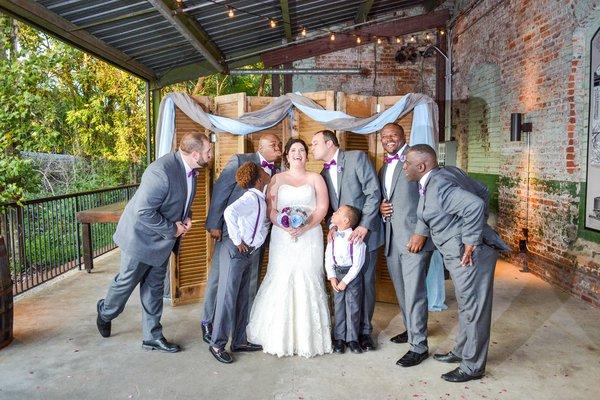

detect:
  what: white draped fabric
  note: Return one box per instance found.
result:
[155,92,438,158]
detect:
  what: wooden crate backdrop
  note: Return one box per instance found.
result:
[170,97,212,306]
[168,91,418,306]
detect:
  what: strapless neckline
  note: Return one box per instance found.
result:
[279,183,311,190]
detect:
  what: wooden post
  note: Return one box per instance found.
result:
[436,29,447,144]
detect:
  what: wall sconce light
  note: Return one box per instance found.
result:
[510,113,533,141]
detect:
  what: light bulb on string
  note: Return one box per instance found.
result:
[377,37,382,45]
[270,19,276,28]
[439,29,445,35]
[356,36,362,44]
[330,32,335,41]
[227,7,234,18]
[410,35,416,42]
[301,27,307,37]
[426,32,431,41]
[396,37,401,44]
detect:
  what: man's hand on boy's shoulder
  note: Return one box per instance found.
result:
[349,226,368,244]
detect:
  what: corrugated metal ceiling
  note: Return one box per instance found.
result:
[30,0,431,81]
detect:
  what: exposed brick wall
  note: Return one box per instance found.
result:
[452,0,600,307]
[292,33,438,98]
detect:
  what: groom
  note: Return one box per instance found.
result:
[311,130,384,351]
[201,133,282,343]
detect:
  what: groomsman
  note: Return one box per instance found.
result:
[403,144,509,382]
[201,133,282,343]
[377,123,434,367]
[311,130,384,351]
[96,132,212,352]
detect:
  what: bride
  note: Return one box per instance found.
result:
[246,138,332,357]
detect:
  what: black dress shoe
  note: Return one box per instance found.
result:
[210,346,233,364]
[333,339,346,354]
[359,334,375,351]
[231,342,262,352]
[96,299,111,338]
[347,341,363,354]
[396,350,428,367]
[201,322,212,344]
[434,351,462,363]
[142,338,181,353]
[441,367,484,382]
[390,331,408,344]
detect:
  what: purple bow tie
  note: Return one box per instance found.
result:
[418,183,426,196]
[261,160,275,172]
[187,169,197,178]
[323,159,337,170]
[384,153,406,164]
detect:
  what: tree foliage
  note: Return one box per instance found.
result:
[0,15,146,204]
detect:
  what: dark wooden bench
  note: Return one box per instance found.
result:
[76,202,125,272]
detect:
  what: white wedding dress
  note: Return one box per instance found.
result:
[246,184,332,357]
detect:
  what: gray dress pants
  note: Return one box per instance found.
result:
[333,266,363,342]
[210,239,260,349]
[99,250,168,341]
[439,238,497,375]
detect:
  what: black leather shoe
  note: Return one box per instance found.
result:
[396,350,428,367]
[347,341,363,354]
[201,322,212,344]
[210,346,233,364]
[142,338,181,353]
[96,299,111,338]
[390,331,408,344]
[441,367,484,382]
[434,351,462,363]
[359,334,375,351]
[333,339,346,354]
[231,342,262,352]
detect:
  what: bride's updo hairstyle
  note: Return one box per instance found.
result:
[283,138,309,169]
[236,161,261,189]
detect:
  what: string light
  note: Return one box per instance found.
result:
[301,27,307,37]
[439,29,445,35]
[270,19,276,28]
[426,32,431,40]
[356,36,362,44]
[330,32,335,41]
[227,7,234,18]
[377,37,382,45]
[396,37,401,44]
[410,35,416,42]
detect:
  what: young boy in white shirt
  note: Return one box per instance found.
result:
[325,204,367,354]
[209,162,271,364]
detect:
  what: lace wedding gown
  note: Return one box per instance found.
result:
[246,184,332,357]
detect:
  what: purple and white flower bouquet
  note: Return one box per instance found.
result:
[277,206,310,241]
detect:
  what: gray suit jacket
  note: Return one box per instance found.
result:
[415,166,509,253]
[378,146,435,256]
[205,153,272,237]
[113,151,196,267]
[321,150,384,250]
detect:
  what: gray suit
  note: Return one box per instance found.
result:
[99,151,196,340]
[202,153,272,325]
[321,150,384,335]
[379,146,435,354]
[415,166,509,375]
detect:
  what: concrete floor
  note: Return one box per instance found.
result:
[1,250,600,400]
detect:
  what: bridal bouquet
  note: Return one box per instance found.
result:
[277,206,310,241]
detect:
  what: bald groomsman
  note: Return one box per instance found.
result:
[403,144,509,382]
[201,133,282,344]
[378,123,435,367]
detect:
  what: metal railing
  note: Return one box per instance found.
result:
[0,185,138,295]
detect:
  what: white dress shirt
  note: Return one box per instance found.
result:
[419,170,433,192]
[182,157,194,217]
[224,188,270,247]
[327,149,340,197]
[384,144,407,198]
[324,228,367,285]
[258,152,273,176]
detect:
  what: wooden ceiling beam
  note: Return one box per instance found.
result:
[261,9,450,67]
